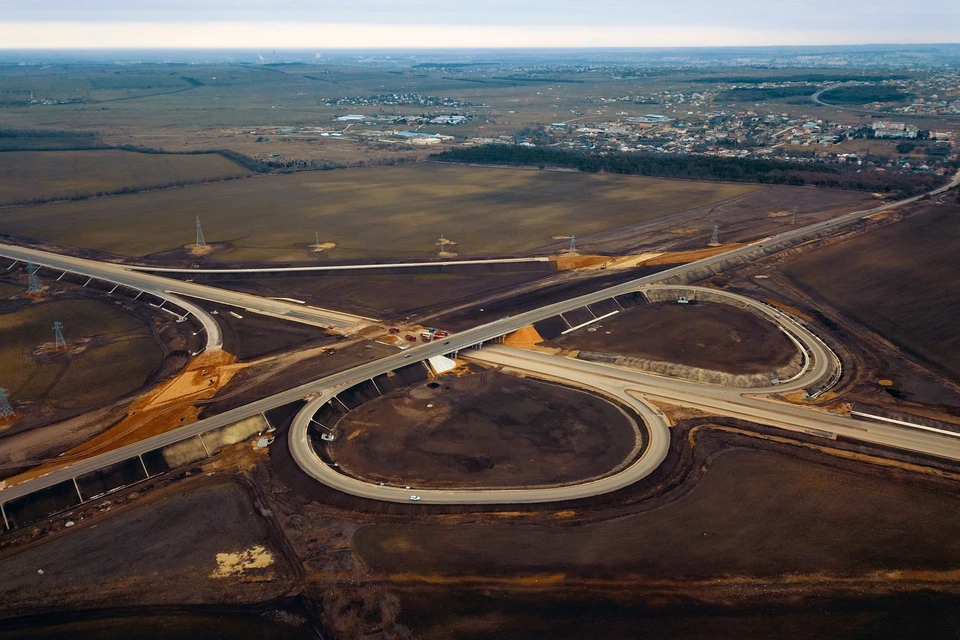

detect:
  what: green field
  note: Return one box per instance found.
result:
[783,205,960,379]
[0,299,164,411]
[0,164,756,262]
[0,150,250,205]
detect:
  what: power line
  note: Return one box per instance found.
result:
[53,321,66,351]
[196,216,207,248]
[26,263,42,296]
[709,224,720,246]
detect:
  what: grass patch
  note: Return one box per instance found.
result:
[0,299,162,408]
[0,164,755,262]
[0,149,250,205]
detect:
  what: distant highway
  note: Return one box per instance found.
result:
[811,83,960,121]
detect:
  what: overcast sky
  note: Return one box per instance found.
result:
[1,0,957,48]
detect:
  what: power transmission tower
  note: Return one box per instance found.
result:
[0,388,14,421]
[53,321,66,351]
[569,235,577,254]
[792,206,798,225]
[195,216,207,248]
[709,224,720,246]
[26,263,42,296]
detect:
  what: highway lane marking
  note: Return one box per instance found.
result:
[850,411,960,439]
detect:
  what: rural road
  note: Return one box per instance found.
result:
[1,170,958,508]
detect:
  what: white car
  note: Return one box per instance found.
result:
[410,495,421,501]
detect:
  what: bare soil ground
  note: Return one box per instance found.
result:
[0,479,297,618]
[185,297,338,361]
[0,150,249,206]
[548,301,797,374]
[195,269,555,320]
[568,184,876,257]
[256,413,960,638]
[432,266,670,332]
[199,340,397,417]
[0,164,754,264]
[326,367,640,488]
[0,276,194,440]
[782,203,960,381]
[398,587,960,640]
[353,446,960,578]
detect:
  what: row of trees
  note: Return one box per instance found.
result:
[430,145,951,196]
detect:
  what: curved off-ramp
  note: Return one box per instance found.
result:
[287,284,837,505]
[288,377,671,505]
[0,243,378,352]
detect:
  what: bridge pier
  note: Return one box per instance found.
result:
[138,454,150,479]
[0,503,9,531]
[71,478,83,502]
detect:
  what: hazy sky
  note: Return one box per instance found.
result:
[1,0,957,48]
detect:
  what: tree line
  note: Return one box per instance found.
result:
[429,145,950,196]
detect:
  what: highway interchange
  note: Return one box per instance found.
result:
[0,169,958,512]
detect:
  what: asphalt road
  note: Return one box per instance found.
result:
[130,256,552,274]
[0,245,373,340]
[1,170,957,507]
[284,284,840,504]
[288,379,671,505]
[0,284,818,505]
[470,346,960,464]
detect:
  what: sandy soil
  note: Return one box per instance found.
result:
[199,340,398,417]
[327,367,641,488]
[548,301,797,375]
